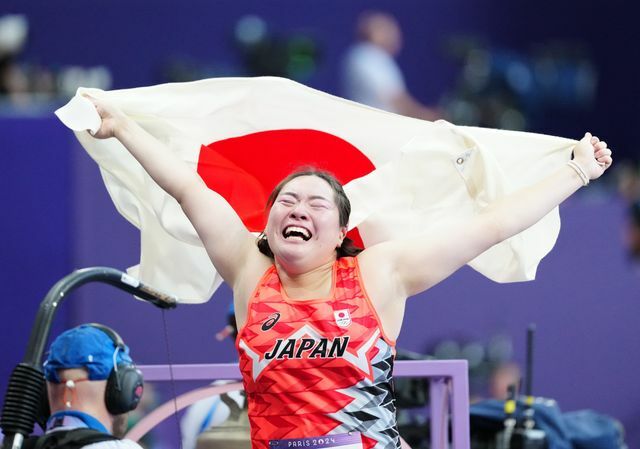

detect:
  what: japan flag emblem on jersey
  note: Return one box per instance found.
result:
[334,309,351,327]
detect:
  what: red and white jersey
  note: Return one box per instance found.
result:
[236,257,399,449]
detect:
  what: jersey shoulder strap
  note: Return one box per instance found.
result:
[23,428,119,449]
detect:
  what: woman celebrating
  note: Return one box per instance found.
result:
[86,95,611,449]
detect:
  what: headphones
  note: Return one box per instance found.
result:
[86,323,144,415]
[42,323,144,418]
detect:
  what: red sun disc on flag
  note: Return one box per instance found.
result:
[197,129,375,247]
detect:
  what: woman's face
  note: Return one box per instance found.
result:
[265,175,346,272]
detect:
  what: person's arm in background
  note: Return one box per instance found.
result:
[388,91,442,121]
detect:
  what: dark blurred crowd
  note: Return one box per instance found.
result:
[0,14,112,109]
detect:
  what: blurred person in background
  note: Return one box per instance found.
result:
[0,13,110,107]
[488,362,521,401]
[617,161,640,264]
[0,14,30,104]
[629,200,640,262]
[342,10,441,120]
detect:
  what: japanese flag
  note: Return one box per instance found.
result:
[56,77,575,303]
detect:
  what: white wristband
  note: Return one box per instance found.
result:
[567,160,589,186]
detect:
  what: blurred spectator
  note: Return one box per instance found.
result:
[0,14,112,108]
[617,161,640,263]
[629,200,640,262]
[342,11,441,120]
[488,362,521,401]
[0,14,29,103]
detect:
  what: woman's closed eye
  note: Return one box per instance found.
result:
[279,198,296,206]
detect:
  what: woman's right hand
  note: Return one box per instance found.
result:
[83,94,128,140]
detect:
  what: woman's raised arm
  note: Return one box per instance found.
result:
[363,132,613,299]
[87,95,258,287]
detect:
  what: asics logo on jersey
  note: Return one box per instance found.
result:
[261,312,281,331]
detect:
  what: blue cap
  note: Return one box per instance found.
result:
[43,324,134,383]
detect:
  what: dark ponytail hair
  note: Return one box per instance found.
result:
[256,168,363,259]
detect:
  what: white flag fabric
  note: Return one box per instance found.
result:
[56,77,575,304]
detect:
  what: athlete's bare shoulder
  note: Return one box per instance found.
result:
[233,247,274,329]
